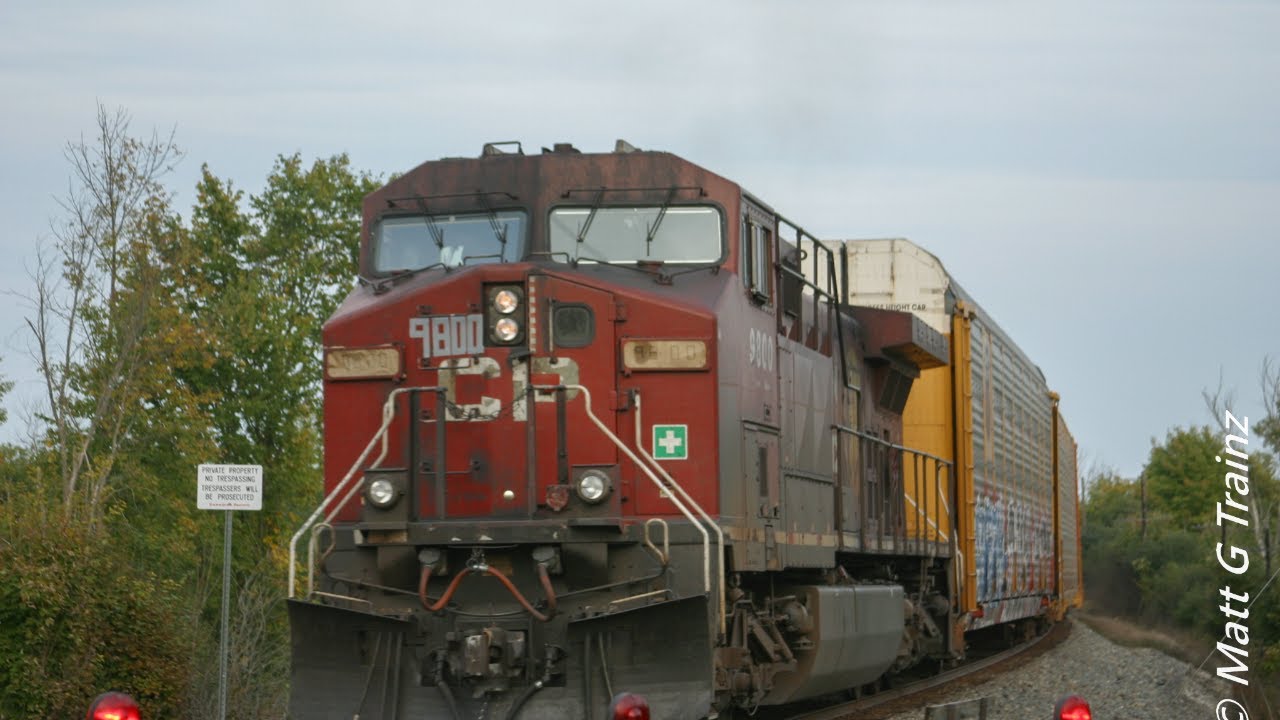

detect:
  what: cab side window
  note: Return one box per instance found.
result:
[741,213,772,303]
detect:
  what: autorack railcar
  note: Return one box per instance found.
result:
[836,238,1084,629]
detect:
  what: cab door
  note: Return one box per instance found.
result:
[738,198,782,569]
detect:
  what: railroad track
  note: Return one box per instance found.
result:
[780,618,1074,720]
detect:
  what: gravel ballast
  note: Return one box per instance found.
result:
[880,619,1235,720]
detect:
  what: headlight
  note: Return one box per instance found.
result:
[576,471,611,504]
[493,289,520,315]
[367,478,398,509]
[494,317,520,342]
[484,284,525,346]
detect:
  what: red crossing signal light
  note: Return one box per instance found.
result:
[86,692,140,720]
[1055,694,1091,720]
[610,692,650,720]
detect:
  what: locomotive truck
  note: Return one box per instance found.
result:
[287,141,1082,719]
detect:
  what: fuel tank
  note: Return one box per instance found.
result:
[763,584,904,703]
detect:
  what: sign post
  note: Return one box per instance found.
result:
[198,464,263,720]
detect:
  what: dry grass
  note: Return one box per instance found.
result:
[1076,609,1279,720]
[1074,610,1213,667]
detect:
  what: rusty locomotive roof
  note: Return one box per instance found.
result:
[367,141,743,222]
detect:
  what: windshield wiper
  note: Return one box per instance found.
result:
[570,251,650,275]
[644,187,678,258]
[477,193,509,261]
[363,262,449,293]
[412,198,446,248]
[574,188,606,259]
[385,263,445,279]
[663,262,722,282]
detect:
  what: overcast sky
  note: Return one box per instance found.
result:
[1,0,1277,478]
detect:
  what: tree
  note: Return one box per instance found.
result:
[11,106,381,719]
[0,505,192,719]
[250,153,375,346]
[0,362,22,498]
[1254,357,1280,454]
[1082,468,1140,528]
[1141,426,1222,530]
[5,104,217,718]
[1080,469,1143,615]
[0,356,12,426]
[168,157,378,718]
[24,104,187,525]
[1245,359,1280,578]
[1204,364,1280,574]
[177,156,378,529]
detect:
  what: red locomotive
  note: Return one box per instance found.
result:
[287,141,1081,719]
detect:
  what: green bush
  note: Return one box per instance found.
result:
[0,500,193,718]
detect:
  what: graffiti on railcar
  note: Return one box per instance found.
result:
[977,490,1055,603]
[976,489,1005,601]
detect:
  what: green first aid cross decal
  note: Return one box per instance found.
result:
[652,424,688,460]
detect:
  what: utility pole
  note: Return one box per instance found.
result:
[1139,473,1146,540]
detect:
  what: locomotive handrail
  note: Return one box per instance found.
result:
[544,383,714,610]
[643,517,670,566]
[632,392,726,638]
[846,426,950,547]
[767,222,864,394]
[836,424,966,600]
[903,467,947,558]
[774,213,840,299]
[289,386,443,600]
[307,522,336,599]
[836,426,952,466]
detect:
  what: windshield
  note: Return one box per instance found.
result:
[373,210,526,273]
[549,206,722,263]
